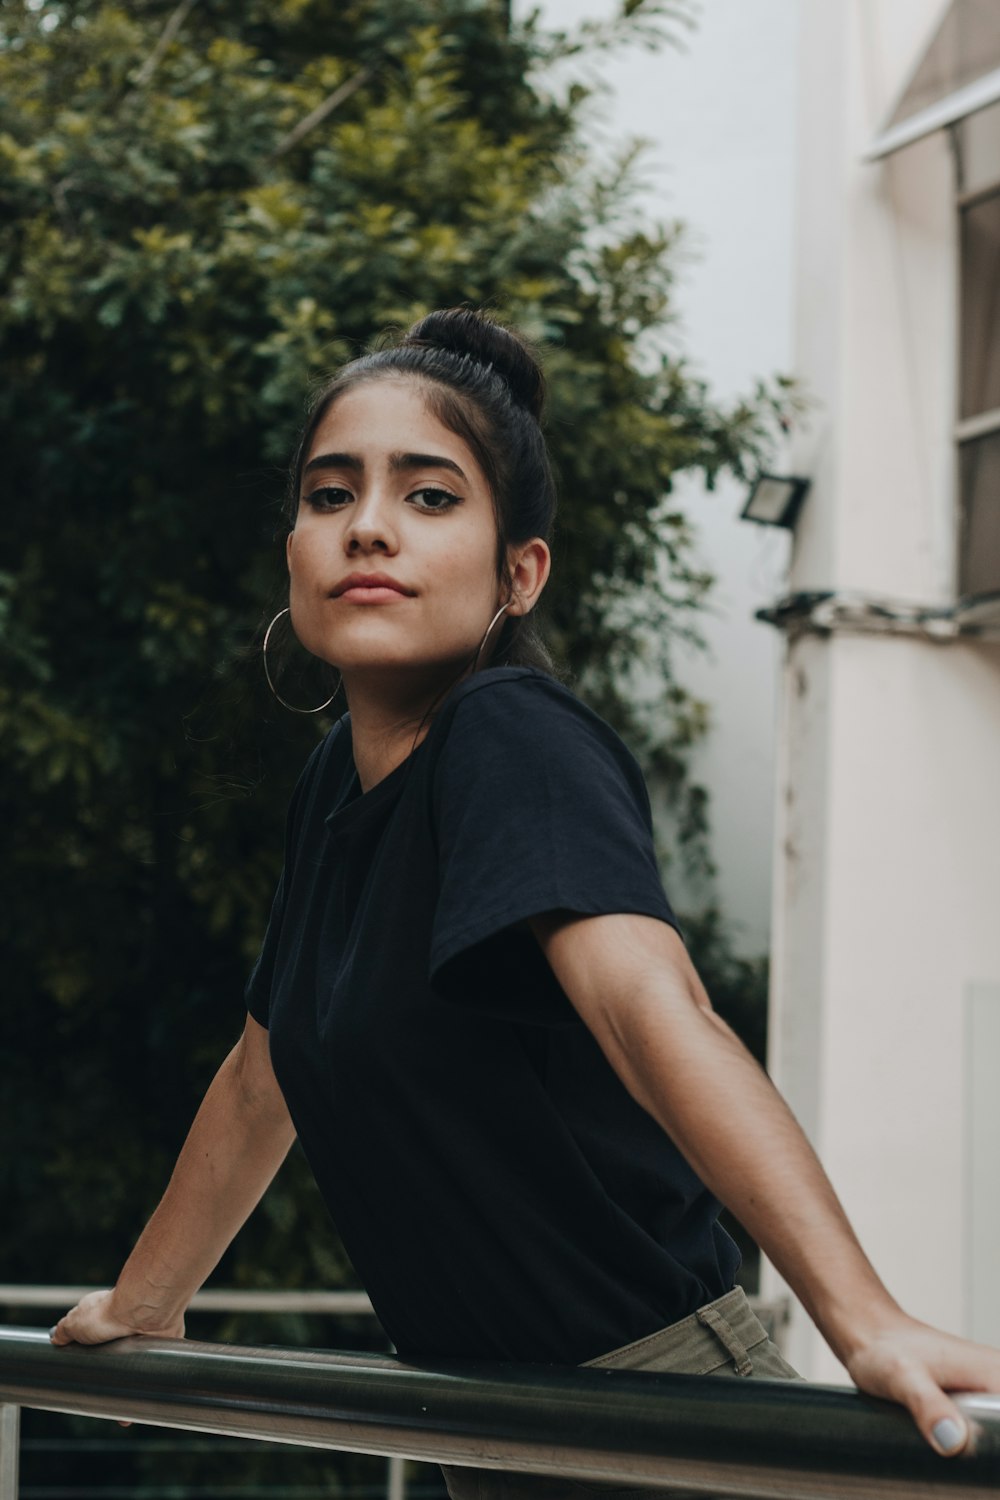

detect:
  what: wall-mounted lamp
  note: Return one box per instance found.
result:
[741,473,811,528]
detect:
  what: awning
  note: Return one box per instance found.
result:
[865,0,1000,161]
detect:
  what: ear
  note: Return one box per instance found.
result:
[285,530,295,574]
[505,537,551,615]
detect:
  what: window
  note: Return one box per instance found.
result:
[866,0,1000,160]
[956,101,1000,597]
[958,435,1000,594]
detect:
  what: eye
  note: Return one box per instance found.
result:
[409,487,461,512]
[303,486,352,510]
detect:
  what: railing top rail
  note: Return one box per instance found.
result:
[2,1326,1000,1499]
[0,1285,376,1314]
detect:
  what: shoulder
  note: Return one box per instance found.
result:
[436,666,607,740]
[430,667,652,807]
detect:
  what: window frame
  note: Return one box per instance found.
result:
[953,128,1000,598]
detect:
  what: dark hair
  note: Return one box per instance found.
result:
[284,305,559,677]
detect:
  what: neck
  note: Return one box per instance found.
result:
[342,667,467,792]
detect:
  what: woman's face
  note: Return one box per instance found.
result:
[287,376,539,693]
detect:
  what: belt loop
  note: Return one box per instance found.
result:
[696,1305,754,1376]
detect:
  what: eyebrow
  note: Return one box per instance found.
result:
[302,450,469,482]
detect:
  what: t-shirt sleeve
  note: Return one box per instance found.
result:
[243,730,335,1028]
[244,867,287,1029]
[429,674,684,1021]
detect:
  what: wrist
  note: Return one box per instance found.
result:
[812,1283,908,1367]
[110,1277,189,1333]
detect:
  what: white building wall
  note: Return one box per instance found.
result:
[765,0,1000,1380]
[519,0,799,955]
[518,0,1000,1385]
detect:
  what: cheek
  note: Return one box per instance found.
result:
[285,531,335,639]
[287,524,332,586]
[437,522,501,602]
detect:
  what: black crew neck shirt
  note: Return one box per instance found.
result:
[246,666,740,1364]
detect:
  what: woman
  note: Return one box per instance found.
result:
[51,307,1000,1497]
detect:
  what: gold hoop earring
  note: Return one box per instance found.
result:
[473,597,514,672]
[263,607,341,714]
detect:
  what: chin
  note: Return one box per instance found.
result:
[336,646,483,682]
[322,624,476,671]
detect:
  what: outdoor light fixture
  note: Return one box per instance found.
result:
[741,473,811,529]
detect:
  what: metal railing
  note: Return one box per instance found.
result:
[3,1323,1000,1500]
[0,1285,779,1498]
[0,1282,787,1499]
[1,1286,790,1334]
[0,1285,400,1500]
[0,1284,377,1316]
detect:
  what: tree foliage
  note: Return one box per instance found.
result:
[0,0,791,1315]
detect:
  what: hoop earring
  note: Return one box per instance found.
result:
[473,597,514,672]
[263,608,341,714]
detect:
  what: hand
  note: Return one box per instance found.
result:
[49,1288,185,1429]
[845,1311,1000,1456]
[49,1287,186,1347]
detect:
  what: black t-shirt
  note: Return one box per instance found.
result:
[246,665,740,1364]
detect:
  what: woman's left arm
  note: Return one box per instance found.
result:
[529,909,1000,1455]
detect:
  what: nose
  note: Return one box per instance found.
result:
[343,487,398,556]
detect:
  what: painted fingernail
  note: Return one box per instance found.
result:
[48,1327,57,1340]
[932,1417,965,1454]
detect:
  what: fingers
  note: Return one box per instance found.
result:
[49,1309,99,1346]
[854,1353,968,1455]
[882,1363,970,1456]
[48,1290,127,1347]
[48,1315,88,1346]
[49,1296,92,1346]
[846,1316,1000,1459]
[901,1335,1000,1454]
[930,1415,968,1456]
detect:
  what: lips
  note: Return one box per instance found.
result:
[331,573,415,598]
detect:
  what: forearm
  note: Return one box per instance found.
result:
[608,983,900,1364]
[534,915,1000,1451]
[113,1042,296,1329]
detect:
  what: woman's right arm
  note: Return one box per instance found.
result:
[50,1014,296,1346]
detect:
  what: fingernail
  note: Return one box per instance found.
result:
[932,1417,966,1454]
[48,1327,57,1340]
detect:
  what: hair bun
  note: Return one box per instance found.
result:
[401,306,546,422]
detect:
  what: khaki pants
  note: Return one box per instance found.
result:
[440,1287,802,1500]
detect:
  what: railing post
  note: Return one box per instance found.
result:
[387,1452,406,1500]
[0,1404,19,1500]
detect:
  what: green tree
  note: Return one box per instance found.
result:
[0,0,791,1309]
